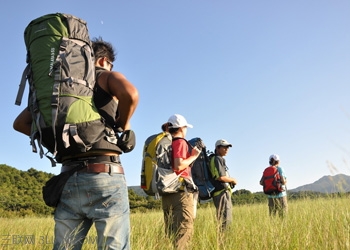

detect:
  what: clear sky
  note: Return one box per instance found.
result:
[1,1,349,192]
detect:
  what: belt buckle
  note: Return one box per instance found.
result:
[109,164,121,174]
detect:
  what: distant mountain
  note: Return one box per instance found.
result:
[289,174,350,193]
[130,174,350,196]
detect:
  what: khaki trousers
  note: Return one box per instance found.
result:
[162,192,195,250]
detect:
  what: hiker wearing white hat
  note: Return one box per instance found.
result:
[260,154,288,217]
[161,114,201,249]
[209,139,237,231]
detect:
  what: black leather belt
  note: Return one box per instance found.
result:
[61,163,124,174]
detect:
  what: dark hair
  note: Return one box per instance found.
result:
[269,159,279,166]
[168,123,180,134]
[161,123,169,132]
[91,37,116,62]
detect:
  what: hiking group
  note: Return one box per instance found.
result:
[141,113,288,249]
[12,13,288,250]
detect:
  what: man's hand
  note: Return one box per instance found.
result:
[191,146,201,158]
[229,178,237,189]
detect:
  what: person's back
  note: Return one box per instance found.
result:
[259,154,288,217]
[14,37,139,250]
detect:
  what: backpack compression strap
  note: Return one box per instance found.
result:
[15,64,30,106]
[15,59,50,162]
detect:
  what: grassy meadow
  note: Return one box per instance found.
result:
[0,197,349,250]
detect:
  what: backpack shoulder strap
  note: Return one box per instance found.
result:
[172,137,192,147]
[276,166,285,182]
[172,137,185,142]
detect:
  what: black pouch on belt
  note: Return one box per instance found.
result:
[117,129,136,153]
[42,164,84,207]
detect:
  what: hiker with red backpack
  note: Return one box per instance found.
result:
[260,154,288,217]
[14,19,138,250]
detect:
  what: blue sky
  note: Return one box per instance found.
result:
[1,1,349,192]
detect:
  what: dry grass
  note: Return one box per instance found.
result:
[0,197,349,249]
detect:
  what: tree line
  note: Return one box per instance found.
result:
[0,164,345,217]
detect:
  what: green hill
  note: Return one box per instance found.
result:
[0,164,54,217]
[0,164,155,217]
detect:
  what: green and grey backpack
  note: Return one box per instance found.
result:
[15,13,107,165]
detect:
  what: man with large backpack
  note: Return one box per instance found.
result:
[260,154,288,217]
[209,139,237,231]
[13,14,138,249]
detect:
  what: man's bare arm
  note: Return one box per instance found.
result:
[13,108,32,136]
[106,72,139,130]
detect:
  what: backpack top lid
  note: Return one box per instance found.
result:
[24,13,91,49]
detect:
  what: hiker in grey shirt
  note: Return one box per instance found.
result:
[210,139,237,231]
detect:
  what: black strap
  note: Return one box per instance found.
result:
[63,155,121,165]
[172,137,191,147]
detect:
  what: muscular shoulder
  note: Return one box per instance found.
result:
[100,71,127,83]
[96,71,128,97]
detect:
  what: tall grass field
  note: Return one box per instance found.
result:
[0,197,349,249]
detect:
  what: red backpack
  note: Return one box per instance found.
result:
[261,166,283,195]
